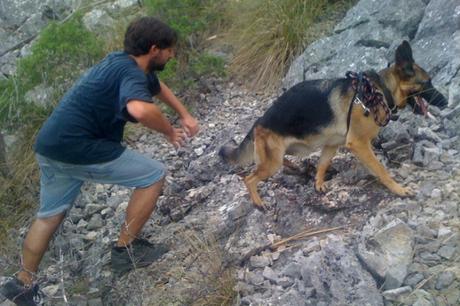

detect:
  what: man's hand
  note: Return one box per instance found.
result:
[156,82,199,137]
[166,127,187,148]
[180,115,199,137]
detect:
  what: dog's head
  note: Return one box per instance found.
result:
[392,40,447,114]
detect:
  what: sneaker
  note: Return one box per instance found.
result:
[0,276,42,306]
[111,238,168,277]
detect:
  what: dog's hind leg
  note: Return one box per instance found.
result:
[346,138,413,197]
[244,127,285,210]
[315,145,339,192]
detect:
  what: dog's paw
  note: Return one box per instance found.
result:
[252,201,268,212]
[315,181,328,193]
[394,186,414,197]
[250,195,267,211]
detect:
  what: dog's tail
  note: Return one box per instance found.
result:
[219,127,255,166]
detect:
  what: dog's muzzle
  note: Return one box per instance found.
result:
[408,82,448,115]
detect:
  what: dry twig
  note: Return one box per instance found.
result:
[270,226,344,250]
[238,226,344,266]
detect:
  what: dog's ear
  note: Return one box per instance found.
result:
[395,40,415,77]
[395,41,414,64]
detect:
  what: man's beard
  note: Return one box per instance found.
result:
[147,58,166,72]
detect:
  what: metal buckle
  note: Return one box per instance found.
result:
[354,97,370,116]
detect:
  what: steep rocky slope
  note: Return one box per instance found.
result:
[1,0,459,305]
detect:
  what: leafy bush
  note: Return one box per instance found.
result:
[144,0,224,45]
[190,52,226,78]
[0,14,104,131]
[17,14,103,89]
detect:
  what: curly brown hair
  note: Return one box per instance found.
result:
[124,17,177,56]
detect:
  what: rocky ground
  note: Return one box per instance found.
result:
[1,0,459,305]
[2,75,458,305]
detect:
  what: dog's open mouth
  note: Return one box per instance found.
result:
[414,95,428,116]
[407,93,429,116]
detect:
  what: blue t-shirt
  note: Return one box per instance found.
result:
[34,51,161,164]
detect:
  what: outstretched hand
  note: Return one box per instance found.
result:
[166,128,187,148]
[180,115,199,137]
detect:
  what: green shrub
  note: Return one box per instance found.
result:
[157,52,226,92]
[190,52,226,78]
[17,14,104,89]
[144,0,224,44]
[1,13,104,131]
[0,14,104,131]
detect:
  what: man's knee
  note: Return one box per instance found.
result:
[156,162,167,180]
[151,175,165,189]
[36,213,66,228]
[148,161,166,187]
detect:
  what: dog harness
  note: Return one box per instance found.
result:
[345,71,394,133]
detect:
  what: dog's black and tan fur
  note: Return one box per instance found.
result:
[220,41,448,210]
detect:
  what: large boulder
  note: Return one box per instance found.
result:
[283,0,427,88]
[299,236,384,306]
[283,0,459,94]
[411,0,460,89]
[357,218,415,290]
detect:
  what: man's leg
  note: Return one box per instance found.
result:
[49,149,168,276]
[76,149,166,247]
[116,178,165,247]
[16,213,65,285]
[14,154,83,286]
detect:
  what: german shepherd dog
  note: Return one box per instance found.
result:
[219,41,448,210]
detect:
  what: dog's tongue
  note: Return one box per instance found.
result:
[415,96,428,116]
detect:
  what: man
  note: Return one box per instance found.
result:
[1,17,199,305]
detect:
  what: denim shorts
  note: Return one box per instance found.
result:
[36,149,166,218]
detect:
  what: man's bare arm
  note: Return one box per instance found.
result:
[126,100,186,147]
[156,81,199,136]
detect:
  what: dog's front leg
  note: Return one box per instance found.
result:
[244,127,285,210]
[346,138,413,197]
[244,173,266,210]
[315,145,339,192]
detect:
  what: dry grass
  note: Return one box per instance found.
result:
[154,230,237,306]
[0,124,41,258]
[183,231,237,306]
[113,230,238,306]
[225,0,355,90]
